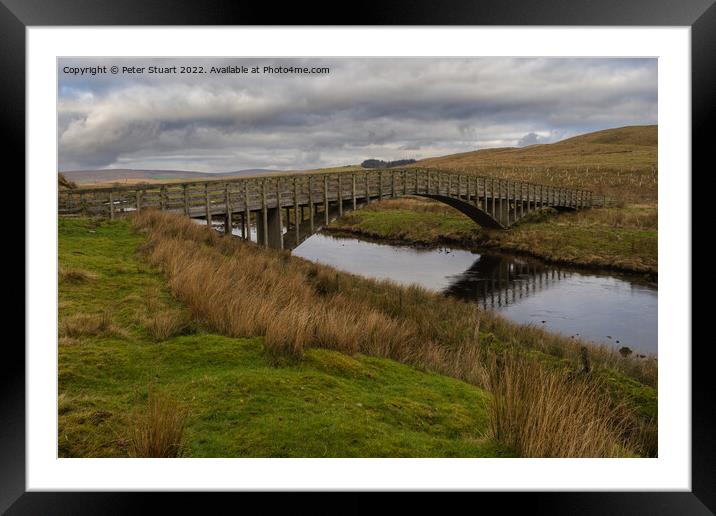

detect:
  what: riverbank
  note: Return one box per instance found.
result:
[325,197,657,277]
[58,217,510,457]
[59,214,657,457]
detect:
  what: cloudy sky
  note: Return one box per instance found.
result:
[58,57,657,172]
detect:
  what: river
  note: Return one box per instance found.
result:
[292,232,657,355]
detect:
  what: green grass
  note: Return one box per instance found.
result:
[58,217,511,457]
[332,207,481,246]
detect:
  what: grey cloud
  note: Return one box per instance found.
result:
[518,133,545,147]
[58,57,657,172]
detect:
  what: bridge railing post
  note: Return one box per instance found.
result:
[108,191,115,219]
[379,170,384,200]
[244,181,251,241]
[365,172,370,204]
[261,180,268,246]
[338,174,343,216]
[324,175,329,225]
[308,176,315,231]
[351,174,357,210]
[224,183,232,235]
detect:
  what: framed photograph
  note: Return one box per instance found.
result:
[7,0,710,512]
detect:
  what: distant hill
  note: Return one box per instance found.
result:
[60,168,288,185]
[413,125,657,170]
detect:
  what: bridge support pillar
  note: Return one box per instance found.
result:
[256,207,283,250]
[224,212,232,235]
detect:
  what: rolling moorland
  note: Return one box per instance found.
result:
[58,124,658,458]
[329,125,658,275]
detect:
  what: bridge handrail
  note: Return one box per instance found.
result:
[58,166,593,197]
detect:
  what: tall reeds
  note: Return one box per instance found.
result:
[132,211,653,457]
[486,352,633,457]
[128,387,187,458]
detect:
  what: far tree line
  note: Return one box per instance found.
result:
[360,159,417,169]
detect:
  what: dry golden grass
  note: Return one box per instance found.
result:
[59,266,96,284]
[133,210,656,384]
[59,312,124,339]
[128,387,187,458]
[142,310,192,342]
[486,352,634,457]
[58,172,77,190]
[131,211,655,456]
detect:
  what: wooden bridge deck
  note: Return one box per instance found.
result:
[59,167,595,249]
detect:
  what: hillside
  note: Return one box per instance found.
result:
[413,125,657,170]
[60,168,288,185]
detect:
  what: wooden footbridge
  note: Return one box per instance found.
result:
[59,168,595,250]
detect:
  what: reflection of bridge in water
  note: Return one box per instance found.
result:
[443,254,573,310]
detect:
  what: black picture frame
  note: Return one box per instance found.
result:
[4,0,710,513]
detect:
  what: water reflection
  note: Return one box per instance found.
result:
[444,254,573,310]
[294,232,657,354]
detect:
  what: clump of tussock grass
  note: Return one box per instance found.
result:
[128,387,187,458]
[59,266,96,284]
[59,312,125,339]
[59,336,79,346]
[142,310,194,342]
[58,172,77,190]
[486,352,635,457]
[264,302,314,363]
[131,211,655,457]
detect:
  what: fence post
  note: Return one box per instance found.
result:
[183,184,189,216]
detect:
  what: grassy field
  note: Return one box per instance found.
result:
[328,197,657,276]
[58,217,511,457]
[59,214,657,457]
